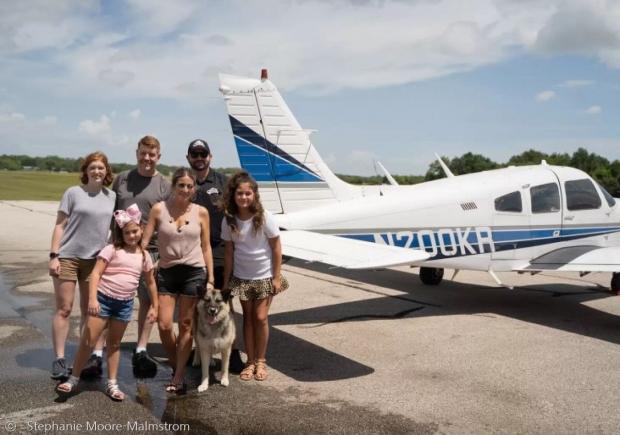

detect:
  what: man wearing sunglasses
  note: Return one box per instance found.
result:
[186,139,244,373]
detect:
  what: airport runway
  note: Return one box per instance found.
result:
[1,201,619,434]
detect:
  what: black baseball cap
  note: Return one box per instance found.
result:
[187,139,210,155]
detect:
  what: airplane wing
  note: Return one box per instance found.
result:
[280,230,430,269]
[516,245,620,272]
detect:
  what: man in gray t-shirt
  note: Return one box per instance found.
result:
[112,135,171,376]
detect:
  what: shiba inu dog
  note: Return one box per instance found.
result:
[193,288,235,391]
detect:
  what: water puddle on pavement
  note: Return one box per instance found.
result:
[0,269,198,423]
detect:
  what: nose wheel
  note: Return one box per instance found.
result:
[612,273,620,295]
[419,267,444,285]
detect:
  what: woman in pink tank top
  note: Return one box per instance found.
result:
[143,168,215,393]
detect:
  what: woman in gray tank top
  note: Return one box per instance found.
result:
[142,167,215,393]
[49,151,116,380]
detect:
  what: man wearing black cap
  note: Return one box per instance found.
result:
[186,139,244,373]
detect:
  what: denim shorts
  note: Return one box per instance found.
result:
[97,292,134,323]
[157,264,206,298]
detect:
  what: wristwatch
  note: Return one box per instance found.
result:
[49,252,60,259]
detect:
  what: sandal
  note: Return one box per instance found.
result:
[254,359,268,381]
[56,375,79,394]
[239,362,255,381]
[106,381,125,402]
[165,380,187,394]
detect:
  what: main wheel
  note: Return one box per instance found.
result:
[611,273,620,294]
[419,267,444,285]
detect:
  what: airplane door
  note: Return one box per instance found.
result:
[492,187,530,260]
[526,170,563,258]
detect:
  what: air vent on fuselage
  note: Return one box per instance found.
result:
[460,202,478,211]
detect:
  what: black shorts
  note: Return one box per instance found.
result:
[157,265,206,298]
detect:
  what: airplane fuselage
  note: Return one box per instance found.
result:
[277,164,620,272]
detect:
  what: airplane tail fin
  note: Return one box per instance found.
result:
[219,71,358,213]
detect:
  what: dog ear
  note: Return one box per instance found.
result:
[222,289,232,302]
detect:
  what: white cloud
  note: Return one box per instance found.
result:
[585,105,602,114]
[0,1,99,54]
[558,79,594,88]
[0,0,617,100]
[536,90,556,102]
[532,0,620,68]
[42,115,57,125]
[129,109,141,120]
[127,0,201,36]
[0,0,619,101]
[0,112,26,123]
[79,115,111,135]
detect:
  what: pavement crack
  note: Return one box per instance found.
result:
[305,306,426,328]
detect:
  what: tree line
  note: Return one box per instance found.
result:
[0,154,239,177]
[2,147,619,196]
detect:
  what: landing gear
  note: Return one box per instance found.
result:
[612,273,620,295]
[419,267,444,286]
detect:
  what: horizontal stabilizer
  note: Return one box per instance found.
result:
[280,230,430,269]
[517,246,620,272]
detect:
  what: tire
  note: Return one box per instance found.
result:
[611,273,620,294]
[419,267,444,286]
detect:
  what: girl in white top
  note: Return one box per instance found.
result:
[221,171,288,382]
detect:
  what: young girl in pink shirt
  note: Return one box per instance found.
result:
[56,204,158,401]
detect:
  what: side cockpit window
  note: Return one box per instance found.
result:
[565,179,601,210]
[531,183,560,213]
[596,182,616,208]
[494,191,522,212]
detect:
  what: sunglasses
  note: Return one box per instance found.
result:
[190,151,208,158]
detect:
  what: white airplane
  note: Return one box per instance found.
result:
[218,70,620,293]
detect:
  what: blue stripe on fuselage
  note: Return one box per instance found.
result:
[339,226,620,260]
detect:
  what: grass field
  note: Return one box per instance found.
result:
[0,171,80,200]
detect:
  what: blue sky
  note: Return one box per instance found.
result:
[1,0,619,175]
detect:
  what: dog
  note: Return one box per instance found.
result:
[192,288,236,392]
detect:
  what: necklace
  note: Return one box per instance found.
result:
[167,200,191,232]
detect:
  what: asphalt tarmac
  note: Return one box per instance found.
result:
[1,201,619,434]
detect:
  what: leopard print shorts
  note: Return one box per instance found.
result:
[228,275,289,301]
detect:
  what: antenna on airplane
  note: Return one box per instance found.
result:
[261,68,268,81]
[435,153,455,178]
[375,161,399,186]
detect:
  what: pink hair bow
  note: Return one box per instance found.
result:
[114,203,142,228]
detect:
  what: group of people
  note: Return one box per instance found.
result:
[49,136,287,401]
